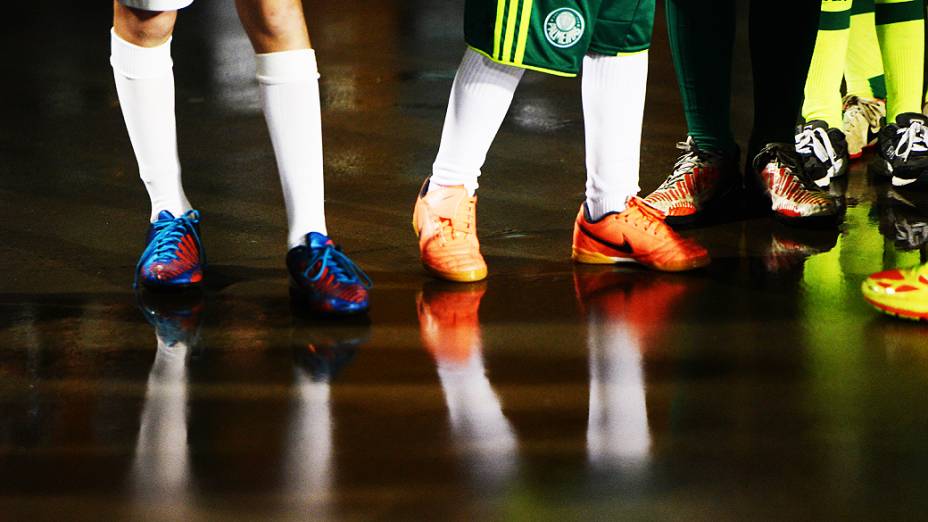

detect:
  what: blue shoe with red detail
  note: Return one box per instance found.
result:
[135,210,206,290]
[287,232,371,315]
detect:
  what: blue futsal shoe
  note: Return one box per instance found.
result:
[287,232,371,315]
[135,210,206,289]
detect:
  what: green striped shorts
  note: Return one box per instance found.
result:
[464,0,655,76]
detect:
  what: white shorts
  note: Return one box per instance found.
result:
[119,0,194,11]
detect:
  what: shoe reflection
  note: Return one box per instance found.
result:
[131,290,204,515]
[416,281,517,485]
[762,224,841,273]
[283,318,367,509]
[875,188,928,252]
[575,268,686,472]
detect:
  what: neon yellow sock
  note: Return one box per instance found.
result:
[803,0,852,128]
[845,0,886,99]
[875,0,925,119]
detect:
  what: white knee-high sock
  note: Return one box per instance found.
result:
[430,48,524,195]
[111,29,191,223]
[256,49,327,249]
[582,52,649,220]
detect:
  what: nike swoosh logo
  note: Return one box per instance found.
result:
[578,224,634,254]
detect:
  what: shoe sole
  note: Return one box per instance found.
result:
[422,264,488,283]
[662,182,739,228]
[771,211,842,228]
[139,280,202,292]
[289,285,369,316]
[753,187,843,227]
[892,175,928,190]
[862,294,928,322]
[571,247,710,272]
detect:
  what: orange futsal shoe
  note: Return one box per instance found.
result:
[572,197,710,272]
[412,180,488,282]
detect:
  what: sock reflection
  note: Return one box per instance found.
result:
[575,268,686,473]
[417,281,517,487]
[130,292,203,517]
[283,318,366,516]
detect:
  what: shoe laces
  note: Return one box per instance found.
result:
[661,137,719,187]
[795,125,838,167]
[895,119,928,162]
[133,210,201,288]
[438,198,475,244]
[304,243,372,289]
[623,198,667,236]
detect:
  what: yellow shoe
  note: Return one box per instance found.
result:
[412,180,487,282]
[862,264,928,321]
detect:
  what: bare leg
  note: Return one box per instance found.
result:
[113,1,177,47]
[235,0,311,53]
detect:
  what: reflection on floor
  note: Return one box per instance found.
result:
[3,1,928,519]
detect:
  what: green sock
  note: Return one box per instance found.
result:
[875,0,925,119]
[845,0,887,99]
[803,0,853,128]
[665,0,737,155]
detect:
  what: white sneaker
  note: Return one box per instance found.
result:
[842,95,885,159]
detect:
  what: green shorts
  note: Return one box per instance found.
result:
[465,0,655,77]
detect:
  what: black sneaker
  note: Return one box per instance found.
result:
[878,112,928,188]
[795,120,849,187]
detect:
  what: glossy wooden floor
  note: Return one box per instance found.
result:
[3,2,928,520]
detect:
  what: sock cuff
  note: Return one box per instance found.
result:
[256,49,320,84]
[110,28,173,79]
[585,195,632,220]
[429,166,480,195]
[582,50,649,85]
[459,47,524,87]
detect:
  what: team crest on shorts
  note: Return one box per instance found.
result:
[544,7,584,48]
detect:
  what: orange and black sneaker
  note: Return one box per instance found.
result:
[643,137,739,225]
[571,197,710,272]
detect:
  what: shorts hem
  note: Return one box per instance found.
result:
[466,45,578,77]
[118,0,194,12]
[588,45,650,56]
